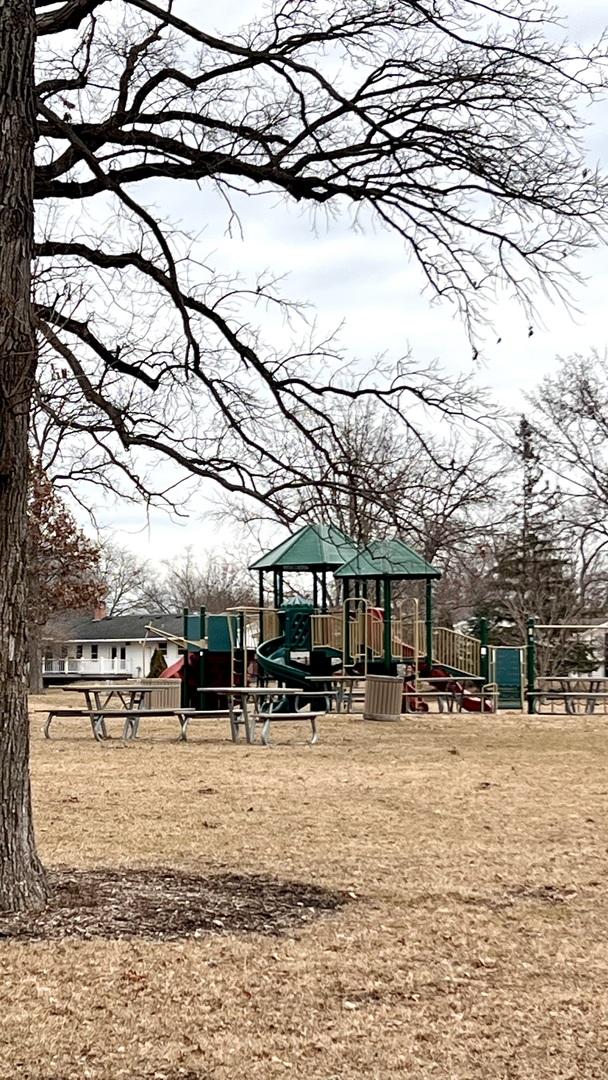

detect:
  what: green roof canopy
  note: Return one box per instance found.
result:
[249,523,359,572]
[334,538,441,580]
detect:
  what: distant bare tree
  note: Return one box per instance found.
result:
[228,398,505,569]
[531,353,608,516]
[529,353,608,614]
[141,548,257,615]
[99,543,150,616]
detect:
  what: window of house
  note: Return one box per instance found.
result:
[91,644,98,660]
[157,640,168,655]
[76,645,83,659]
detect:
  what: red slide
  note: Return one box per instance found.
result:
[428,666,493,713]
[160,656,183,679]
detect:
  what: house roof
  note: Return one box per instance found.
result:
[334,539,441,580]
[43,612,184,642]
[249,523,359,572]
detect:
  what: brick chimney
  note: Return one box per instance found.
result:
[93,601,107,621]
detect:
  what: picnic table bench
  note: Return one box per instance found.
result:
[531,677,608,715]
[198,686,333,745]
[40,707,192,742]
[39,707,242,742]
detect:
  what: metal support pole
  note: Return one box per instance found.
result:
[343,597,351,670]
[239,610,246,686]
[375,579,381,607]
[313,572,318,610]
[425,579,433,668]
[321,569,328,613]
[198,606,206,709]
[527,617,536,714]
[479,618,489,683]
[258,570,265,643]
[383,577,392,673]
[273,571,280,609]
[413,598,419,696]
[258,570,265,686]
[182,607,189,708]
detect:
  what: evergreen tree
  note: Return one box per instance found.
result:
[147,648,167,679]
[474,417,594,672]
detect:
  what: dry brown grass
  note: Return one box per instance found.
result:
[1,692,607,1079]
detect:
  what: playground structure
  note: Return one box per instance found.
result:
[149,523,538,713]
[148,523,608,716]
[148,524,608,715]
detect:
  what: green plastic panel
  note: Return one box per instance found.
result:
[207,614,236,653]
[335,538,440,580]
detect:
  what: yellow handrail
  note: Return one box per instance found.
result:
[225,606,280,645]
[433,626,481,675]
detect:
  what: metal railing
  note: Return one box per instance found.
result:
[346,608,383,662]
[225,606,280,646]
[392,615,425,659]
[432,626,481,676]
[312,600,425,671]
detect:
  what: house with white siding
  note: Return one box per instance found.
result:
[42,606,183,684]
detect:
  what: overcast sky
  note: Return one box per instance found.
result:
[84,0,608,566]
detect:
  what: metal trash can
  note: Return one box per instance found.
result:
[363,674,403,722]
[138,677,182,710]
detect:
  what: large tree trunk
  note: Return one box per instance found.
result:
[0,0,46,911]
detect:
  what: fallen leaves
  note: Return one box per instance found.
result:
[0,868,351,943]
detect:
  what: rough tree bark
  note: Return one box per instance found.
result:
[0,0,47,910]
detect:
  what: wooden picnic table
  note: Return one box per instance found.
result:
[198,686,336,745]
[60,683,152,739]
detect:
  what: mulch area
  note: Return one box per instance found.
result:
[0,867,350,942]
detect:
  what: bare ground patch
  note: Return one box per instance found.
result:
[0,867,349,942]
